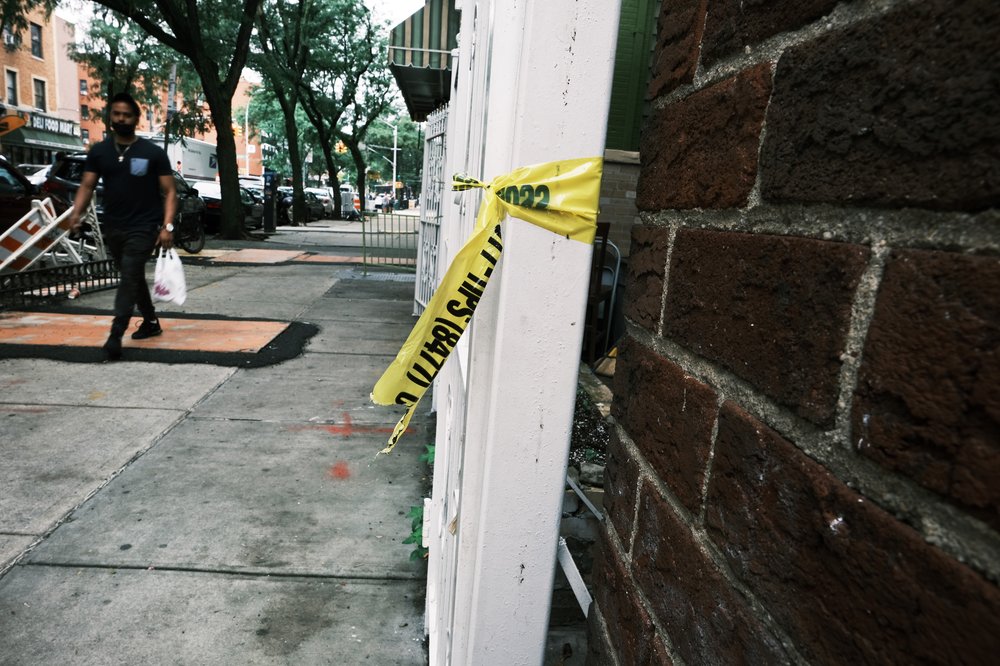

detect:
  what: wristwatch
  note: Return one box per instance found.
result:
[164,223,175,232]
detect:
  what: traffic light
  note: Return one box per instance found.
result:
[232,123,242,136]
[335,140,348,154]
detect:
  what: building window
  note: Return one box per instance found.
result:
[2,27,15,48]
[33,78,46,111]
[79,78,87,96]
[81,104,89,120]
[81,128,90,144]
[29,23,42,58]
[5,70,17,105]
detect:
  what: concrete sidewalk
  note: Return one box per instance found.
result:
[0,235,432,664]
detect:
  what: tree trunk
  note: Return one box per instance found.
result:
[347,142,367,215]
[203,86,245,240]
[320,144,342,219]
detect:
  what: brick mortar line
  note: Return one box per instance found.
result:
[696,394,724,527]
[640,206,1000,254]
[652,0,915,110]
[624,321,1000,583]
[833,241,890,437]
[652,218,678,338]
[585,604,623,666]
[744,53,778,210]
[613,424,809,665]
[599,518,689,665]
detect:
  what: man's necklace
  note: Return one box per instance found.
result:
[115,141,134,163]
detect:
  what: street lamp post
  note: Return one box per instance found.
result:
[374,119,399,196]
[391,122,398,192]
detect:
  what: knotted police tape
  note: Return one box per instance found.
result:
[371,157,603,452]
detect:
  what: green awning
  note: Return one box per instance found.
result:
[388,0,460,121]
[1,126,84,151]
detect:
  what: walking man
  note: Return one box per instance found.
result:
[68,92,176,361]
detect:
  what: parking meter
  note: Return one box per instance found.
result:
[263,169,279,233]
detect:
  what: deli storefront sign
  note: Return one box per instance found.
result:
[29,112,80,137]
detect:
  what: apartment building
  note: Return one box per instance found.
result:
[0,6,83,165]
[78,67,263,179]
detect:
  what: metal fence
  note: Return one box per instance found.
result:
[360,211,419,273]
[0,260,119,310]
[414,104,448,314]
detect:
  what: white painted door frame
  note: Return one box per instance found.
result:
[425,1,621,663]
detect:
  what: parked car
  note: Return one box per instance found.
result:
[303,190,326,220]
[242,187,264,229]
[306,187,334,217]
[39,153,203,233]
[1,157,69,235]
[17,164,51,186]
[171,172,207,233]
[245,187,264,203]
[191,181,261,233]
[277,187,325,224]
[40,152,100,216]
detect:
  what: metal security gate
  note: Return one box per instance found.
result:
[414,104,449,315]
[360,212,419,272]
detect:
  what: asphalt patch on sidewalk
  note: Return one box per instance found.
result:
[0,307,317,368]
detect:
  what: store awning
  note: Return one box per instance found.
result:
[388,0,460,122]
[1,127,84,152]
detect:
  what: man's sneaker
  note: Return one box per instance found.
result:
[103,334,122,361]
[131,318,163,340]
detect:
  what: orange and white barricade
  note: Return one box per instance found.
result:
[0,199,81,274]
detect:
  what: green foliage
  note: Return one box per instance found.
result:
[0,0,56,51]
[90,0,264,239]
[402,504,427,561]
[402,443,435,561]
[364,107,424,189]
[70,6,210,138]
[295,0,394,203]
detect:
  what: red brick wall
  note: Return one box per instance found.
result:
[587,1,1000,663]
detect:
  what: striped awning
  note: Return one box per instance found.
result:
[388,0,460,122]
[1,127,84,152]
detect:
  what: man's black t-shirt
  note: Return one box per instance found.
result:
[84,137,172,228]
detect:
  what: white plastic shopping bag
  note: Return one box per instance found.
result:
[152,247,187,305]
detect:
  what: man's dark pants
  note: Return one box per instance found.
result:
[104,225,158,338]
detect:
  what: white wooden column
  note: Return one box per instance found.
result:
[426,1,622,664]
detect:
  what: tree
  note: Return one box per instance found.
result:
[85,0,262,238]
[253,0,325,225]
[365,107,423,197]
[71,7,210,139]
[332,53,394,213]
[6,1,259,238]
[297,0,392,214]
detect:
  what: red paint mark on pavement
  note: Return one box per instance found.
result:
[286,413,416,439]
[324,412,355,437]
[327,461,351,480]
[4,406,49,414]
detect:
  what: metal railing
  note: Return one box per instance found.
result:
[0,260,119,310]
[360,211,419,273]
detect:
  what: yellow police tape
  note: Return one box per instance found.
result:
[370,156,603,453]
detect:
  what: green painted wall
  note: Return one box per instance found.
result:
[606,0,658,152]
